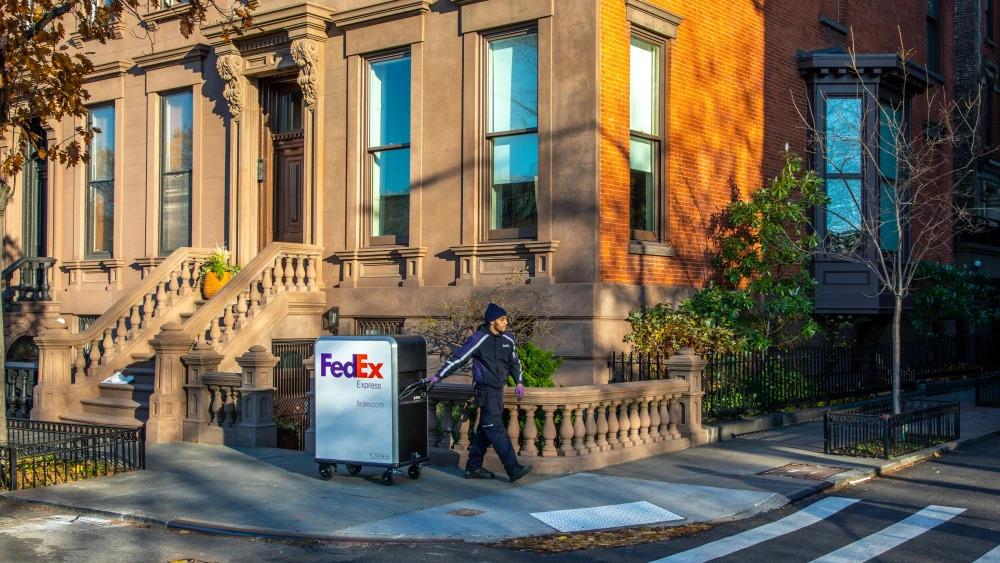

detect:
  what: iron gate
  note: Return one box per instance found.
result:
[272,339,312,450]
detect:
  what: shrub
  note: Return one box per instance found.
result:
[507,342,561,387]
[625,303,741,355]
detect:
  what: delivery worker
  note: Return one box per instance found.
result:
[425,303,533,482]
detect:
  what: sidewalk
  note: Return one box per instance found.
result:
[4,388,998,543]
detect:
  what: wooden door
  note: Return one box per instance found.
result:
[273,133,304,243]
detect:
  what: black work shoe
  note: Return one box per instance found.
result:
[465,467,496,479]
[507,464,533,483]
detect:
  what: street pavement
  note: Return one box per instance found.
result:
[1,429,998,562]
[2,388,998,544]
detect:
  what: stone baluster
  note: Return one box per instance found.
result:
[306,255,318,290]
[100,329,114,364]
[179,260,192,295]
[261,267,273,303]
[668,396,681,438]
[506,404,521,454]
[639,399,651,444]
[141,293,154,328]
[659,396,671,439]
[455,399,473,450]
[606,401,620,449]
[572,405,587,455]
[521,404,539,456]
[128,304,141,338]
[558,405,575,456]
[427,398,440,448]
[248,283,261,317]
[154,282,167,316]
[87,339,101,372]
[208,318,221,347]
[583,403,597,453]
[73,345,86,376]
[294,255,306,291]
[618,400,632,447]
[114,317,127,351]
[439,400,454,448]
[629,399,642,445]
[221,304,235,344]
[649,397,661,441]
[235,291,249,329]
[167,270,179,301]
[276,256,289,292]
[596,402,610,451]
[541,406,557,456]
[206,385,219,424]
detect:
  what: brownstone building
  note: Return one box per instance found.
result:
[2,0,990,436]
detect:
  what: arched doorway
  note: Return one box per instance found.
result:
[5,334,38,419]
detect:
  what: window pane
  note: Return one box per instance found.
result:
[630,136,657,232]
[491,133,538,230]
[162,91,192,173]
[880,182,900,252]
[630,37,659,135]
[88,105,114,182]
[825,97,862,175]
[826,178,862,250]
[87,180,114,256]
[160,172,191,253]
[369,56,411,147]
[488,33,538,133]
[371,148,410,238]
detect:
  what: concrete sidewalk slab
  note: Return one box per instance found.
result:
[4,388,998,543]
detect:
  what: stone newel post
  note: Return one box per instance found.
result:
[304,355,316,454]
[666,347,709,446]
[181,342,223,443]
[147,322,195,443]
[237,345,279,448]
[31,313,75,421]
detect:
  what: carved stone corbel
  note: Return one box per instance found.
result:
[290,39,320,109]
[216,54,246,121]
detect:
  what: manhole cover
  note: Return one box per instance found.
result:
[758,463,849,481]
[448,508,484,517]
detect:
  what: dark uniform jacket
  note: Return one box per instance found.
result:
[434,325,523,389]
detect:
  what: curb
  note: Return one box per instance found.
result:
[165,518,465,544]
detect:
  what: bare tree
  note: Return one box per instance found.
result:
[799,33,994,413]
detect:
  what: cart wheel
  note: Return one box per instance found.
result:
[347,464,363,475]
[381,470,394,486]
[318,463,335,481]
[408,465,421,480]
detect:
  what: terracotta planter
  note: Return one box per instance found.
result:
[201,271,232,299]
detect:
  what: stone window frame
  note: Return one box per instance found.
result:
[84,102,116,260]
[363,48,413,248]
[157,88,196,256]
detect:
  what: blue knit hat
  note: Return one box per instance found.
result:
[484,303,508,324]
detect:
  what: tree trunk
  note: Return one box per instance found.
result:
[0,204,7,443]
[892,294,902,415]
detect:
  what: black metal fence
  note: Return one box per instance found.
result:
[4,362,37,419]
[608,334,1000,419]
[272,339,312,450]
[977,374,1000,407]
[2,419,145,491]
[824,400,960,459]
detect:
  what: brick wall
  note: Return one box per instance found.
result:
[599,0,957,285]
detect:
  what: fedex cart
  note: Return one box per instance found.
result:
[313,335,429,485]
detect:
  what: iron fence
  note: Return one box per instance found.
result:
[4,361,37,419]
[608,333,1000,419]
[977,374,1000,407]
[272,339,312,450]
[824,400,960,459]
[2,419,145,491]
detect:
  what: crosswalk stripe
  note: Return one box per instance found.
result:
[649,497,860,563]
[809,505,965,563]
[973,545,1000,563]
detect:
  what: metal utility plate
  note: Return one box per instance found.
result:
[758,463,849,481]
[529,501,684,533]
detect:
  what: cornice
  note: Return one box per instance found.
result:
[133,44,210,72]
[203,1,332,46]
[332,0,432,30]
[84,60,131,82]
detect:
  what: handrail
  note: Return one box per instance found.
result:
[39,247,212,347]
[2,257,57,302]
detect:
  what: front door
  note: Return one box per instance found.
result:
[273,133,304,243]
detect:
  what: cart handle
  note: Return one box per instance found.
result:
[399,379,430,401]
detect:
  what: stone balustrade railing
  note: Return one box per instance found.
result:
[203,372,242,426]
[1,257,56,302]
[427,350,709,474]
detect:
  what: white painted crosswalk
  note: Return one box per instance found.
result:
[650,498,989,563]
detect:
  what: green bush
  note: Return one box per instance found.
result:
[625,303,740,355]
[508,342,561,387]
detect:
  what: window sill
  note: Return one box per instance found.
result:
[628,240,675,257]
[818,15,848,35]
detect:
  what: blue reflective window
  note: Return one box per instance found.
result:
[824,97,863,251]
[368,55,411,240]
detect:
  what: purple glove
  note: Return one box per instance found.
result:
[515,383,526,400]
[425,375,441,387]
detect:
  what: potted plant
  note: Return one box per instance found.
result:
[200,246,240,299]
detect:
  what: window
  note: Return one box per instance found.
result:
[879,102,902,252]
[86,104,114,258]
[823,96,864,252]
[927,0,940,73]
[988,0,996,42]
[629,35,663,240]
[487,30,538,239]
[367,53,411,243]
[159,90,193,255]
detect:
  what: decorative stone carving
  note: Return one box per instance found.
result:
[290,39,319,109]
[216,54,246,120]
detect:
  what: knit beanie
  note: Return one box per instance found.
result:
[484,303,508,324]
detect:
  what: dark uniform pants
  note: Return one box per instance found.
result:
[466,384,518,473]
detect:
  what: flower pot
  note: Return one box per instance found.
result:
[202,271,233,299]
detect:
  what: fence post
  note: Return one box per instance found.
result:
[667,347,708,446]
[882,417,891,459]
[236,345,280,448]
[304,355,316,454]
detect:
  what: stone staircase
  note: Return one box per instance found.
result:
[62,358,154,428]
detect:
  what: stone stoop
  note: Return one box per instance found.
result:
[60,360,155,429]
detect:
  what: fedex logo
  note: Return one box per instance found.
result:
[320,353,384,379]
